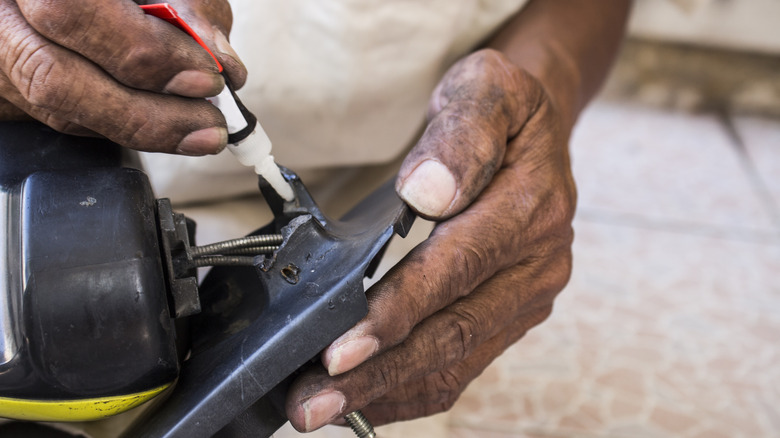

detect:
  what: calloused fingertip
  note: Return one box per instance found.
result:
[398,159,457,218]
[176,127,227,156]
[300,391,346,432]
[325,335,379,376]
[163,70,225,97]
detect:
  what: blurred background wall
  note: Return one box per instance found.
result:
[604,0,780,118]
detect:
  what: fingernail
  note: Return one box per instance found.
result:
[214,30,245,68]
[164,70,225,97]
[398,159,457,217]
[176,127,227,156]
[327,336,379,376]
[302,391,346,432]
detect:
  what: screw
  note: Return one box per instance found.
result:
[344,410,376,438]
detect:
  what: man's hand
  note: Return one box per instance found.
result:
[285,48,576,431]
[0,0,246,155]
[284,0,631,429]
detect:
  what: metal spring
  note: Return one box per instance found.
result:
[189,255,257,268]
[215,245,279,256]
[190,234,283,256]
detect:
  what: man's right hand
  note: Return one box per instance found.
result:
[0,0,246,155]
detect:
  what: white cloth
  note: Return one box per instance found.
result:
[140,0,529,203]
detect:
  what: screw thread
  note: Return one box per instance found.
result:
[191,234,283,256]
[344,410,376,438]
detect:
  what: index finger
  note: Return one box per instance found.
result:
[17,0,225,97]
[322,166,546,377]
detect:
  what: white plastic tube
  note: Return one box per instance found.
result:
[208,84,295,201]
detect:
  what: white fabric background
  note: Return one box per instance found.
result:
[140,0,528,203]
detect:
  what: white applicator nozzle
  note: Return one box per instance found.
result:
[226,126,295,201]
[208,80,295,202]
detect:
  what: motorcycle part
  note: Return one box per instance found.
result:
[124,169,414,437]
[0,122,182,421]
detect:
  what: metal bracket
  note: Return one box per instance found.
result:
[124,169,414,437]
[157,198,201,319]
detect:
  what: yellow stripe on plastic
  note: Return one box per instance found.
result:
[0,383,170,422]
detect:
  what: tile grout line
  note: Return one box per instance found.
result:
[715,110,780,232]
[575,208,780,246]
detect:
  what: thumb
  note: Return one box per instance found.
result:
[395,49,541,220]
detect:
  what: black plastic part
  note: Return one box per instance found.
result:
[0,122,178,400]
[223,75,258,145]
[0,121,415,436]
[124,170,415,437]
[157,199,200,318]
[0,122,121,186]
[212,380,290,438]
[21,169,178,397]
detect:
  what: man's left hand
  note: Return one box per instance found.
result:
[285,48,577,431]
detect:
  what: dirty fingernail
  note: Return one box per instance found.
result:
[327,336,379,376]
[302,391,346,432]
[164,70,225,97]
[176,127,227,156]
[214,31,245,67]
[398,159,457,217]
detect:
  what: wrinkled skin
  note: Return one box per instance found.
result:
[0,0,246,154]
[284,0,632,430]
[0,0,629,434]
[285,48,577,431]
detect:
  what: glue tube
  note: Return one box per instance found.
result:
[207,80,295,202]
[141,3,295,201]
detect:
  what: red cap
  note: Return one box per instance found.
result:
[140,3,223,72]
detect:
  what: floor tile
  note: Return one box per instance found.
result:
[733,116,780,224]
[570,101,777,238]
[449,426,549,437]
[273,412,450,438]
[449,220,780,438]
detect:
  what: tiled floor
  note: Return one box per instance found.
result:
[259,100,780,437]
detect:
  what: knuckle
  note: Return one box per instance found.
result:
[369,274,424,346]
[551,246,574,290]
[468,48,511,77]
[11,44,72,114]
[435,305,488,367]
[18,0,67,34]
[525,304,555,332]
[114,113,155,151]
[437,109,504,161]
[548,192,576,238]
[42,114,81,134]
[372,357,403,395]
[528,247,573,306]
[547,189,577,246]
[23,4,103,58]
[471,48,544,103]
[432,369,465,407]
[452,313,477,359]
[448,241,491,290]
[113,98,213,152]
[115,44,168,88]
[372,369,397,400]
